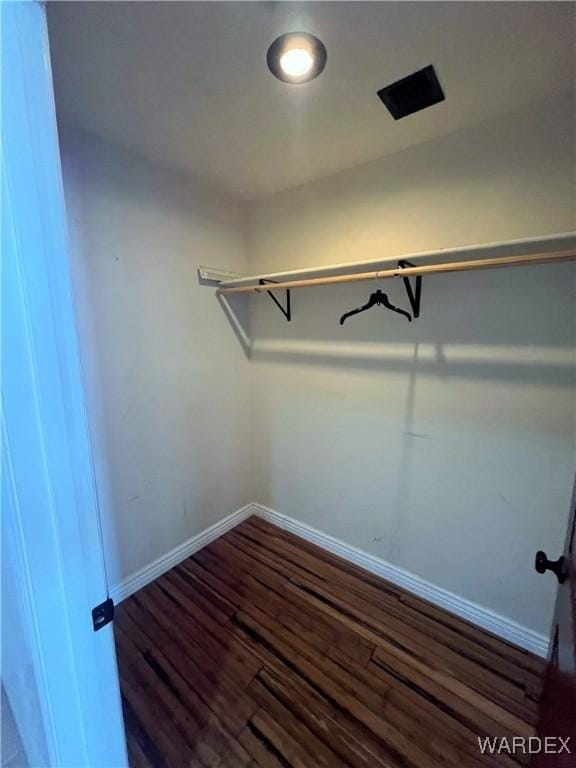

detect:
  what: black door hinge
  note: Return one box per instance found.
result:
[92,597,114,632]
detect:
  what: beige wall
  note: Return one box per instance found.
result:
[247,95,575,635]
[59,93,574,638]
[60,130,252,587]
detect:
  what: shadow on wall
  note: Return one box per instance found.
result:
[221,261,575,387]
[197,271,251,357]
[218,294,251,357]
[250,341,573,386]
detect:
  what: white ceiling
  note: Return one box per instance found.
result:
[47,2,574,201]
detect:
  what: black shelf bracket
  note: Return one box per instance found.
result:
[258,279,292,322]
[397,260,422,319]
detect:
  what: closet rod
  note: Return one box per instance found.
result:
[216,250,575,295]
[218,232,575,287]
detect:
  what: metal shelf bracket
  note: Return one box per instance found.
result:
[397,260,422,319]
[258,279,292,321]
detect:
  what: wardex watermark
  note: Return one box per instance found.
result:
[478,736,572,756]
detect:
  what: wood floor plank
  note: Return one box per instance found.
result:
[116,515,544,768]
[139,581,263,688]
[399,593,545,675]
[120,598,259,738]
[328,643,519,768]
[239,519,544,683]
[249,709,338,768]
[117,656,188,766]
[248,678,348,768]
[161,567,235,624]
[249,637,506,768]
[125,733,153,768]
[368,658,525,768]
[238,721,290,768]
[232,523,401,605]
[117,611,254,767]
[200,537,376,666]
[288,571,535,719]
[121,693,168,768]
[256,664,399,768]
[116,625,216,767]
[234,609,389,713]
[276,569,534,738]
[241,518,397,590]
[236,520,401,604]
[232,613,450,768]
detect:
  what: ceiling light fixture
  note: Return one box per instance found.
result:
[267,32,327,84]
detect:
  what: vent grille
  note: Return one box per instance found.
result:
[377,65,445,120]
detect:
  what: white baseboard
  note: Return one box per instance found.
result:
[110,501,549,658]
[251,503,550,659]
[109,504,253,603]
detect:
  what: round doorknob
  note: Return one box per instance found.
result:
[535,550,567,584]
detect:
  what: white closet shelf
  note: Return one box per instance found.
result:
[216,232,576,295]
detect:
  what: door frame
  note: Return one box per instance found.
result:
[2,2,127,764]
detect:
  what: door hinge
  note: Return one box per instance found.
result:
[92,597,114,632]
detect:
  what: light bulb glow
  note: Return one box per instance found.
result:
[267,32,327,84]
[279,47,314,78]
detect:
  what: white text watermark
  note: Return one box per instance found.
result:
[478,736,571,756]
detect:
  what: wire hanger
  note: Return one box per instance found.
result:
[339,271,412,325]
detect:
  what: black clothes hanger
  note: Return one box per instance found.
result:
[339,289,412,325]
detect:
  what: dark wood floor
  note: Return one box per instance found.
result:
[114,516,546,768]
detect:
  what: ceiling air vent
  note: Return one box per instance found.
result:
[377,65,445,120]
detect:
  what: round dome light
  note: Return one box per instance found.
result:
[267,32,327,84]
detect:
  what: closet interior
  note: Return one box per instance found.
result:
[44,1,576,766]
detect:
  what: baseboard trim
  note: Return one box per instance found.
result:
[251,503,550,658]
[110,500,549,658]
[109,504,253,603]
